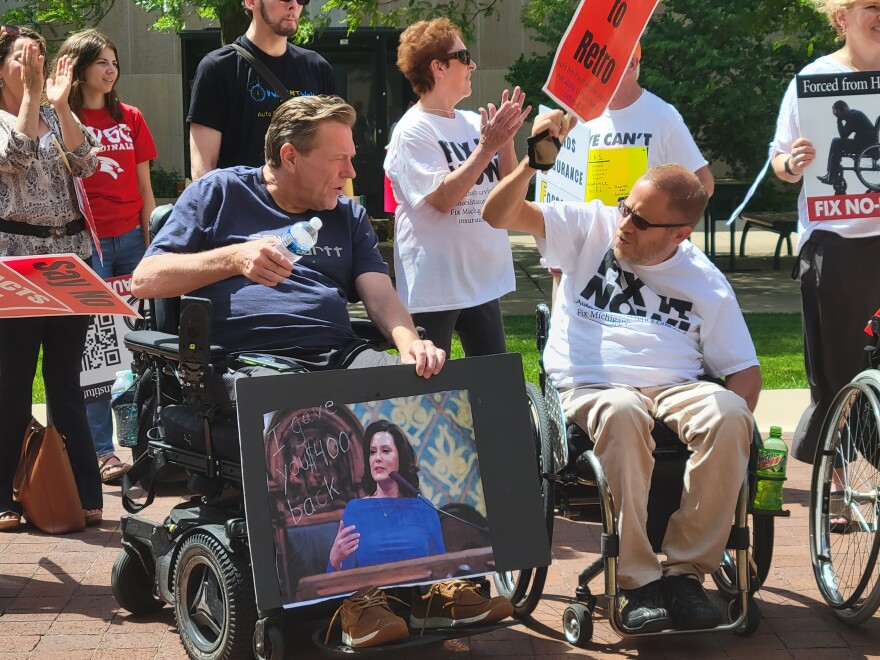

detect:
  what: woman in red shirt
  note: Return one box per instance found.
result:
[56,29,158,484]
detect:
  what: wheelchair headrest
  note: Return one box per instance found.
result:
[150,204,174,241]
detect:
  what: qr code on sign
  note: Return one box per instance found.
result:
[82,315,122,371]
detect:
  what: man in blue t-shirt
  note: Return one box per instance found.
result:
[133,95,445,377]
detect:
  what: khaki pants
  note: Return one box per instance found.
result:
[560,381,752,589]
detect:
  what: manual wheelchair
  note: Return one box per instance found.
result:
[809,311,880,625]
[493,304,778,646]
[825,114,880,195]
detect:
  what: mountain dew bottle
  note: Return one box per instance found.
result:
[753,426,787,512]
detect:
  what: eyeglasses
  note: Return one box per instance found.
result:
[440,49,472,66]
[0,25,21,39]
[618,199,691,231]
[278,0,310,5]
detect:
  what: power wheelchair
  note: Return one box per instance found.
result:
[110,208,545,660]
[493,304,779,646]
[809,311,880,625]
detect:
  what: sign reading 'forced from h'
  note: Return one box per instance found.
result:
[544,0,658,123]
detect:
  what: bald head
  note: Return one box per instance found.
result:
[639,164,708,227]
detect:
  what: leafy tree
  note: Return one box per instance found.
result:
[508,0,837,180]
[1,0,498,45]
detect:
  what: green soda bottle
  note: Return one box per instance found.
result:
[753,425,787,512]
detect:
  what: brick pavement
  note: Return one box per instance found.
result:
[2,438,879,659]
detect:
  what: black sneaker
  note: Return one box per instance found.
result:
[616,580,672,633]
[661,575,721,630]
[817,174,832,185]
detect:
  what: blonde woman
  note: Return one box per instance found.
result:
[770,0,880,529]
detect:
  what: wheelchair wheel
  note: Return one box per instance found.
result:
[728,596,761,636]
[493,382,554,618]
[174,532,257,660]
[562,603,593,647]
[855,144,880,192]
[711,514,774,597]
[833,176,848,195]
[810,380,880,625]
[112,545,164,615]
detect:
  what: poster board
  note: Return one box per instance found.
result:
[80,275,142,404]
[236,354,551,612]
[0,254,138,319]
[543,0,657,123]
[797,70,880,221]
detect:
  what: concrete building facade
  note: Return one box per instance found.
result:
[96,0,541,187]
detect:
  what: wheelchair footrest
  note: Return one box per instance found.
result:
[751,508,791,517]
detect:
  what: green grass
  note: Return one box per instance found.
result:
[31,313,806,404]
[449,312,806,390]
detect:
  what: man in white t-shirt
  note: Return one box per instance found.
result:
[588,44,714,196]
[484,110,762,635]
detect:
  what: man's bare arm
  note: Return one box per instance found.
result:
[131,238,293,300]
[189,123,222,180]
[355,271,445,378]
[725,365,763,412]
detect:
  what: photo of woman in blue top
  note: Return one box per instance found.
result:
[328,420,445,571]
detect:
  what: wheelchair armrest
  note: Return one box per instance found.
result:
[124,330,227,363]
[351,318,387,347]
[350,318,425,350]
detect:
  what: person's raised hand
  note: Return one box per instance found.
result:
[531,108,577,141]
[328,520,359,571]
[19,40,44,100]
[46,55,73,109]
[400,339,446,379]
[479,86,532,152]
[237,237,295,286]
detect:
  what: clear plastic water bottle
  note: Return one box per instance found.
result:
[753,425,788,512]
[110,369,139,448]
[278,217,322,261]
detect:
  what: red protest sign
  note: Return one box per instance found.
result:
[0,262,71,317]
[543,0,658,123]
[0,254,139,318]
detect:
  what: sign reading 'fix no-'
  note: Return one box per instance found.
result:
[544,0,658,123]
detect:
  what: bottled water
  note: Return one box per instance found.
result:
[110,369,139,448]
[278,217,322,262]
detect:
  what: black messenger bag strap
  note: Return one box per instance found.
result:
[229,44,291,101]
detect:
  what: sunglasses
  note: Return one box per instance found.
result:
[0,24,21,39]
[441,48,472,66]
[618,200,691,231]
[278,0,310,5]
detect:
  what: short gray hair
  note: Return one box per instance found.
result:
[639,164,708,227]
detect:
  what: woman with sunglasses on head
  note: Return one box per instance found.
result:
[770,0,880,530]
[384,18,531,358]
[55,29,157,486]
[0,25,102,532]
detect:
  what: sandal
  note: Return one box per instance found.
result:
[84,509,103,526]
[0,510,22,532]
[98,454,131,484]
[829,492,853,534]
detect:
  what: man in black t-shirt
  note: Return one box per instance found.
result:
[188,0,335,180]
